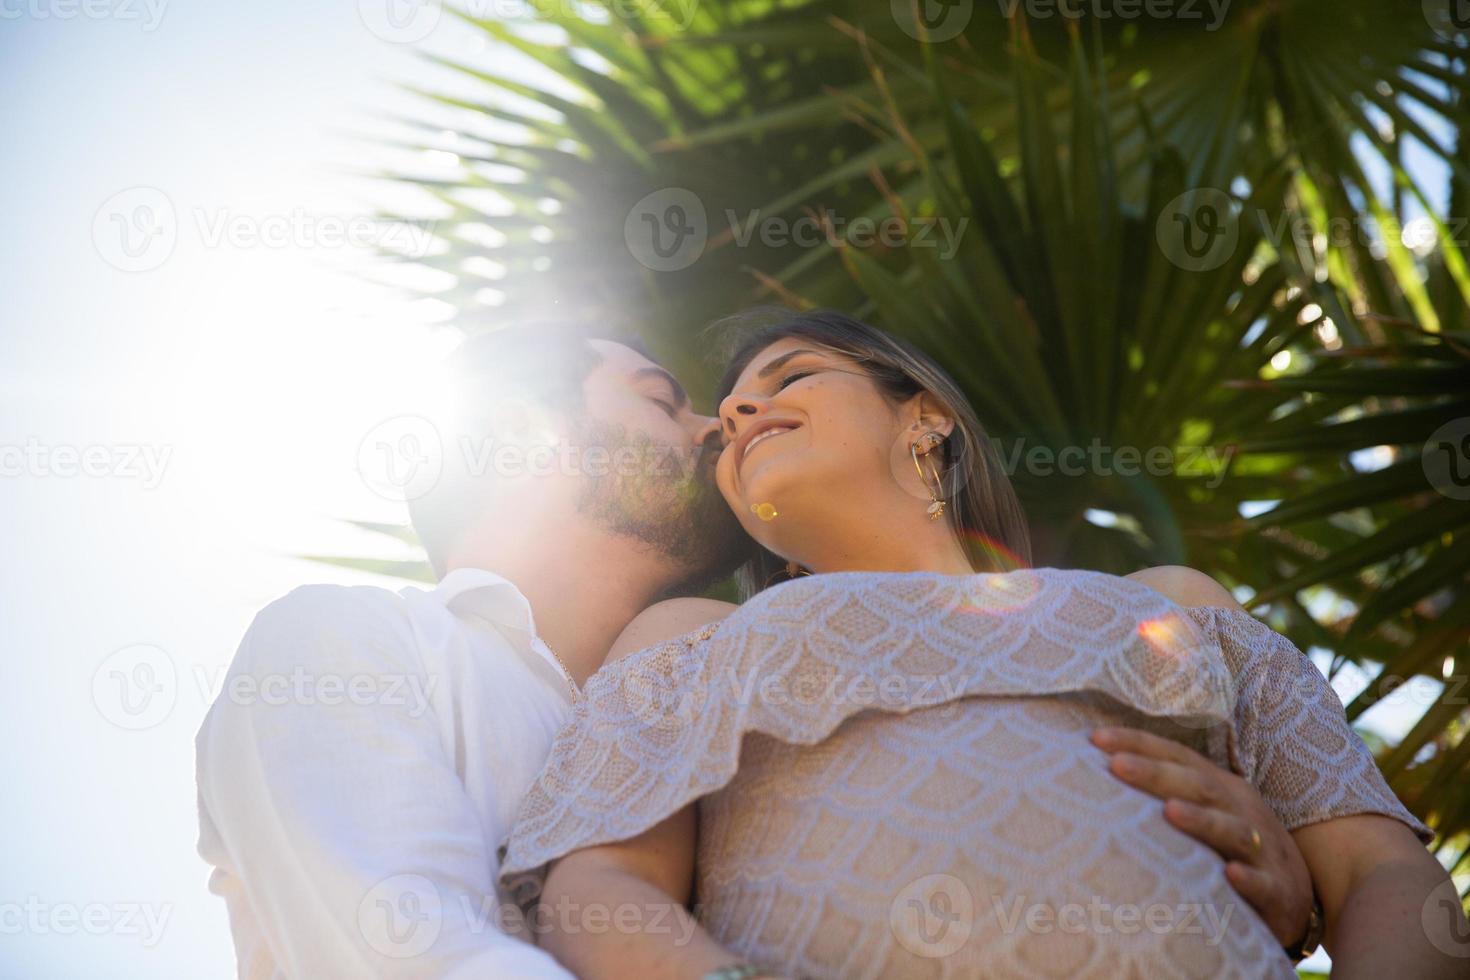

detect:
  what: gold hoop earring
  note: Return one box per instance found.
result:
[911,433,947,520]
[762,560,811,590]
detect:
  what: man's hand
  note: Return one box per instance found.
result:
[1090,726,1313,948]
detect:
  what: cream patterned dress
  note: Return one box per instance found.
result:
[501,569,1431,979]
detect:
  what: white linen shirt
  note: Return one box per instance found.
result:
[196,569,578,979]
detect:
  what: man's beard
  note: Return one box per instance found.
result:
[571,417,753,593]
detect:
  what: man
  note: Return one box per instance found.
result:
[195,325,749,978]
[197,324,1315,979]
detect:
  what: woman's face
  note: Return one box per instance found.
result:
[715,336,918,553]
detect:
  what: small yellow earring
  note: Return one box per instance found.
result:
[751,501,779,521]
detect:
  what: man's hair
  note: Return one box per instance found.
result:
[407,322,647,577]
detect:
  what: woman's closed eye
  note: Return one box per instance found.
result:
[775,370,814,392]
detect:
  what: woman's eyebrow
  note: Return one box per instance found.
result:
[755,348,824,380]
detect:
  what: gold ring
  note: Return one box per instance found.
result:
[1249,827,1262,854]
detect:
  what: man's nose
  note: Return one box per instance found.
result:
[691,414,723,449]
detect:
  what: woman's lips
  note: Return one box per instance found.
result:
[741,424,797,465]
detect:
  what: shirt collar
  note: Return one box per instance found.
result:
[422,568,572,700]
[427,567,539,637]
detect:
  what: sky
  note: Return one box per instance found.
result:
[0,3,1456,977]
[0,3,504,976]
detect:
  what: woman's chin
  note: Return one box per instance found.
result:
[737,458,804,514]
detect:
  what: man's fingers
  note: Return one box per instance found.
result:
[1106,752,1220,806]
[1223,861,1278,919]
[1090,726,1203,768]
[1163,799,1262,863]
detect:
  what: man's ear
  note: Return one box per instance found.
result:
[486,397,560,447]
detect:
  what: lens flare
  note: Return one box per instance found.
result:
[959,530,1030,574]
[949,532,1042,615]
[1136,612,1194,658]
[751,501,779,521]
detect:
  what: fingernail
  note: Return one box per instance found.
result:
[1091,727,1117,746]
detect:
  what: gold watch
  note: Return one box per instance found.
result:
[1284,891,1325,962]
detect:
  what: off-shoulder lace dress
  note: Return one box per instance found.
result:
[501,568,1431,979]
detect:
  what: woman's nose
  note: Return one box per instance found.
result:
[716,393,767,438]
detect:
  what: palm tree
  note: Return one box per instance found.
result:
[352,1,1469,865]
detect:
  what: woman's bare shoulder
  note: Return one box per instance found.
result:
[1124,565,1245,612]
[607,596,739,664]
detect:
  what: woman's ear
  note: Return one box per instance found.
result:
[904,391,956,440]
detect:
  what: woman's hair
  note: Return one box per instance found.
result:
[711,307,1033,599]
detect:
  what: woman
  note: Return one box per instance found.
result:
[500,310,1454,978]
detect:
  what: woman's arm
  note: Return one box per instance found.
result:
[1127,565,1467,974]
[1294,813,1467,978]
[535,597,762,980]
[538,809,742,980]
